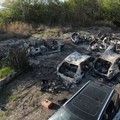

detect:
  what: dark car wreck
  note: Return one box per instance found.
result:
[114,41,120,54]
[88,36,111,51]
[57,51,95,83]
[27,39,64,56]
[94,53,120,80]
[71,32,87,44]
[49,81,120,120]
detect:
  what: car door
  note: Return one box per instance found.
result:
[101,92,119,120]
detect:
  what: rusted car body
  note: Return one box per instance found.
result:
[57,51,95,83]
[94,53,120,79]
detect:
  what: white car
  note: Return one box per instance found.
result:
[57,51,95,83]
[94,53,120,80]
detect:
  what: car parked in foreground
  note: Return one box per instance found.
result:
[49,81,120,120]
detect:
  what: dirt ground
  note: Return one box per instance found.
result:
[0,26,120,120]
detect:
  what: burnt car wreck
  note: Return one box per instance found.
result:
[57,51,95,83]
[88,35,112,52]
[71,32,89,44]
[27,39,64,56]
[94,53,120,80]
[115,41,120,54]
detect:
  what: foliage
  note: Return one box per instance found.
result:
[9,94,18,101]
[0,111,6,120]
[6,47,30,71]
[0,0,120,27]
[0,66,14,79]
[0,9,11,25]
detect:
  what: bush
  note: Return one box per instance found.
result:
[6,47,30,71]
[0,66,14,79]
[0,0,120,27]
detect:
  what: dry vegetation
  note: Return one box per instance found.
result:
[0,22,72,40]
[0,22,33,41]
[4,22,32,35]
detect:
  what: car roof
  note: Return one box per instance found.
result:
[63,81,114,120]
[100,53,120,64]
[64,51,90,66]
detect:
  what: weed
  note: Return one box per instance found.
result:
[0,110,6,118]
[9,94,18,101]
[0,67,14,79]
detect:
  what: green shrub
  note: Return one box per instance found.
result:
[0,110,5,118]
[0,0,120,27]
[6,47,30,70]
[0,66,14,79]
[9,94,18,101]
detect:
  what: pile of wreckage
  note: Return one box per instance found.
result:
[56,31,120,87]
[0,38,65,66]
[39,33,120,91]
[57,50,120,85]
[40,42,120,109]
[27,39,64,56]
[71,31,120,52]
[1,30,120,89]
[0,37,65,58]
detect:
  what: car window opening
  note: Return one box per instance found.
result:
[59,62,78,78]
[94,58,112,74]
[81,57,94,73]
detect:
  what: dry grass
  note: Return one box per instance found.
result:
[2,22,33,35]
[44,27,63,33]
[0,67,14,79]
[0,22,33,40]
[0,22,73,40]
[0,22,32,34]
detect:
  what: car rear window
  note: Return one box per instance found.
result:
[94,58,111,74]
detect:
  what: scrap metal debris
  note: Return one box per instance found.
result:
[0,37,65,60]
[27,39,64,56]
[71,33,87,44]
[88,34,111,51]
[40,75,67,93]
[70,31,119,53]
